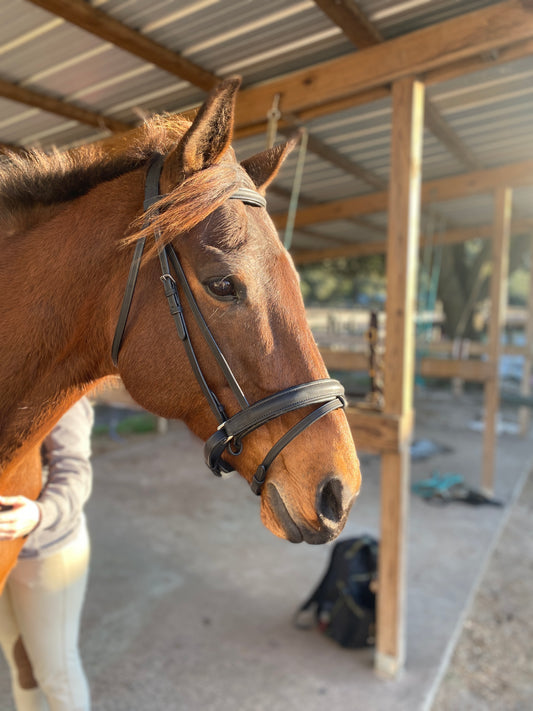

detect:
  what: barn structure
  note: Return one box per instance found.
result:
[1,0,532,681]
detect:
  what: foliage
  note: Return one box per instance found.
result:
[299,254,386,307]
[436,233,531,339]
[297,233,531,342]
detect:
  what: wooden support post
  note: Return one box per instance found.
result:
[519,234,533,435]
[376,76,425,678]
[482,187,512,493]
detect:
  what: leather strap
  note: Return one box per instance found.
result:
[111,153,165,367]
[203,379,346,492]
[250,397,344,495]
[112,151,347,497]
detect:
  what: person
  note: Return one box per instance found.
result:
[0,397,94,711]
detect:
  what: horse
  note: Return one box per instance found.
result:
[0,77,361,590]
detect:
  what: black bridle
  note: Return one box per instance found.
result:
[112,153,347,495]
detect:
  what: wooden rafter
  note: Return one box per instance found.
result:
[278,113,387,190]
[272,158,533,229]
[234,1,533,130]
[234,36,533,139]
[423,97,483,171]
[314,0,483,171]
[292,218,533,265]
[26,0,218,92]
[313,0,383,48]
[0,77,131,134]
[24,0,388,197]
[268,183,385,246]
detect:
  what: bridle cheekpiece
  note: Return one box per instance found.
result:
[112,153,347,495]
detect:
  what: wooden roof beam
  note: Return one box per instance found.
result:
[273,158,533,229]
[314,0,484,172]
[292,218,533,264]
[234,1,533,130]
[234,37,533,140]
[27,0,218,92]
[423,97,484,171]
[0,77,131,134]
[268,183,386,239]
[313,0,383,48]
[278,113,387,190]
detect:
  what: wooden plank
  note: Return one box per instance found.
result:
[27,0,218,91]
[377,76,425,678]
[292,219,533,264]
[0,77,131,134]
[519,235,533,434]
[345,408,412,453]
[317,0,482,174]
[235,38,533,141]
[319,348,368,372]
[313,0,383,48]
[424,341,529,357]
[424,97,483,171]
[273,159,533,229]
[234,0,533,129]
[383,78,425,417]
[419,357,492,382]
[279,113,387,190]
[378,449,410,674]
[425,36,533,87]
[482,187,512,494]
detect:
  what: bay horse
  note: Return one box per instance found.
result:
[0,77,361,590]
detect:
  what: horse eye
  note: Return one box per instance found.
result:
[206,277,237,300]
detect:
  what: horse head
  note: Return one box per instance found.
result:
[115,78,361,544]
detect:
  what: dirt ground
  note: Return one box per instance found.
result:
[0,386,530,710]
[86,387,533,710]
[431,459,533,710]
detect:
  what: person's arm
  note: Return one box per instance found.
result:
[0,398,94,540]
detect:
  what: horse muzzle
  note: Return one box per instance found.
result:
[262,475,354,545]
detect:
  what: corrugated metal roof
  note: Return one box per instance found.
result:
[361,0,502,37]
[0,0,529,252]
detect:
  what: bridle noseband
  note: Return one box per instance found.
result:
[112,153,347,495]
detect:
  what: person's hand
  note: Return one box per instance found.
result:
[0,496,41,540]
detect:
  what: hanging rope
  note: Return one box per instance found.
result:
[265,94,308,250]
[266,94,281,149]
[283,127,308,250]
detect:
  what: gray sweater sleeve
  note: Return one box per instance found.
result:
[22,397,94,556]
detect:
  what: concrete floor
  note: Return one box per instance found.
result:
[0,389,531,710]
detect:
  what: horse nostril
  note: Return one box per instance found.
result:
[317,477,344,524]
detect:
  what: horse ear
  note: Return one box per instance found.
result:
[162,76,241,186]
[241,134,299,192]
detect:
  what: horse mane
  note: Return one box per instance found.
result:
[0,112,250,251]
[0,115,190,234]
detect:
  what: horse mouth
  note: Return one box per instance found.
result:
[263,483,343,545]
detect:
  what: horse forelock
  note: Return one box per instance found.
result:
[122,161,249,257]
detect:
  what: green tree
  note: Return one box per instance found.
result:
[437,233,531,340]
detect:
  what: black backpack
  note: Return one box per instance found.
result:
[294,536,378,648]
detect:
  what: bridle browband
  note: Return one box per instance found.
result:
[112,153,347,495]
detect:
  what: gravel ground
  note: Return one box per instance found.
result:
[431,464,533,710]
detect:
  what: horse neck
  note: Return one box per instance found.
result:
[0,169,145,468]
